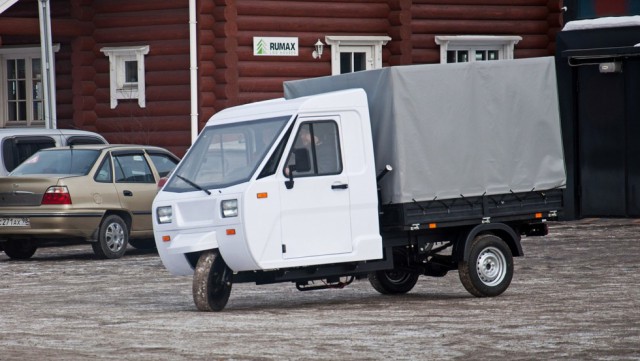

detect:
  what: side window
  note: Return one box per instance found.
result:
[149,153,178,177]
[285,121,342,177]
[2,136,55,172]
[94,156,113,183]
[113,153,154,183]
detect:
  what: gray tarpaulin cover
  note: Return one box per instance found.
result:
[284,57,566,204]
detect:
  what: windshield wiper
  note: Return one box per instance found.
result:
[176,175,211,195]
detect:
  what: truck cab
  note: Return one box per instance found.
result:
[153,89,382,276]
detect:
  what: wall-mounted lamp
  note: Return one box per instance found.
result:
[312,39,324,59]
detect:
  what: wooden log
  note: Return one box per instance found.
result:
[73,111,98,127]
[70,51,95,67]
[518,35,550,49]
[0,18,39,35]
[514,48,550,58]
[237,92,284,104]
[95,100,191,118]
[92,0,189,14]
[146,85,191,102]
[412,5,548,20]
[236,1,388,19]
[415,0,547,5]
[146,71,190,87]
[93,9,188,28]
[76,95,97,111]
[412,34,438,49]
[412,19,549,34]
[236,16,388,33]
[93,24,188,43]
[238,77,298,92]
[146,55,190,72]
[238,61,329,78]
[411,49,441,64]
[146,40,190,56]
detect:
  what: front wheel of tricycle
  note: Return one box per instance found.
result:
[193,250,232,312]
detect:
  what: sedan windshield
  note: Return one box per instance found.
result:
[10,149,101,176]
[165,116,290,192]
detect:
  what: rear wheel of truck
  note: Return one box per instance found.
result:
[368,248,420,294]
[2,240,37,260]
[458,234,513,297]
[193,250,232,312]
[92,215,129,259]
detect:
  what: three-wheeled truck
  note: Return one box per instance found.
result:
[152,57,566,311]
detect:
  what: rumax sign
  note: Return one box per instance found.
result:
[254,37,299,56]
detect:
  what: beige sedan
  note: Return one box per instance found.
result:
[0,144,179,259]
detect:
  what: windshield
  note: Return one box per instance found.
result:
[10,149,101,176]
[164,116,290,192]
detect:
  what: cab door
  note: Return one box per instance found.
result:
[279,118,352,259]
[111,150,157,232]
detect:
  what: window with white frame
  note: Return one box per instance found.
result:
[324,36,391,75]
[0,45,59,127]
[435,36,522,64]
[100,45,149,109]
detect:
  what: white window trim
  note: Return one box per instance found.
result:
[100,45,149,109]
[324,35,391,75]
[0,44,60,127]
[434,35,522,63]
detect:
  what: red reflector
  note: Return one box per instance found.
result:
[157,177,168,189]
[226,229,236,235]
[41,186,72,205]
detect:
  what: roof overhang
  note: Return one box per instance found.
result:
[0,0,20,14]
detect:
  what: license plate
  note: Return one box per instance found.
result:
[0,217,30,227]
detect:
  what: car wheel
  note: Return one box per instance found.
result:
[2,240,37,260]
[92,215,128,259]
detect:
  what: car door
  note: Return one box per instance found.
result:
[279,119,352,259]
[111,150,157,232]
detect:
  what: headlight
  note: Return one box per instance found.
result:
[221,199,238,218]
[156,206,173,224]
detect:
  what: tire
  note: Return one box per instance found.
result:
[2,240,37,260]
[368,248,420,294]
[458,234,513,297]
[193,250,232,312]
[92,215,129,259]
[128,238,157,250]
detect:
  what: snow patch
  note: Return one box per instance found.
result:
[563,15,640,31]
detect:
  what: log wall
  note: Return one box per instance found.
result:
[0,0,563,156]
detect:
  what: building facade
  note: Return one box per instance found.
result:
[0,0,565,156]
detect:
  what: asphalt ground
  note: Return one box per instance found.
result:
[0,218,639,360]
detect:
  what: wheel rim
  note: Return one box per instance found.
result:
[475,246,507,286]
[385,269,413,285]
[105,222,125,252]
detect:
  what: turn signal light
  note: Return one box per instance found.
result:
[257,192,268,199]
[162,235,171,242]
[41,186,72,205]
[226,229,236,235]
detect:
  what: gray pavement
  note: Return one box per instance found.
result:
[0,218,639,360]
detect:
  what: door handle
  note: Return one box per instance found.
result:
[331,184,348,190]
[123,190,133,197]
